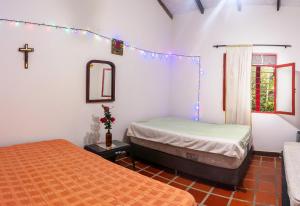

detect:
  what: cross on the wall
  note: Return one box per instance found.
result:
[19,44,34,69]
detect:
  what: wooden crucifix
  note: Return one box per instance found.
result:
[19,44,34,69]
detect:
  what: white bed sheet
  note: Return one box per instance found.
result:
[127,117,252,159]
[284,142,300,206]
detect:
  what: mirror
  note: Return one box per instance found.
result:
[86,60,115,103]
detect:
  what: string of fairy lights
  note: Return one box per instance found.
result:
[0,18,202,120]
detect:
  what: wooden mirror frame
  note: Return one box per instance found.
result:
[86,60,115,103]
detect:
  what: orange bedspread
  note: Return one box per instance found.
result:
[0,139,195,206]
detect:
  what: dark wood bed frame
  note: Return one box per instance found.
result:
[130,142,253,188]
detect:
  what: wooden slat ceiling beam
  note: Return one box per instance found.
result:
[195,0,205,14]
[157,0,173,19]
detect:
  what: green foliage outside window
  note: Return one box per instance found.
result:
[251,67,275,112]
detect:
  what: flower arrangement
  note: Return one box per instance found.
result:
[99,105,116,130]
[99,105,115,147]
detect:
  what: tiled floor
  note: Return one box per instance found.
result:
[116,155,282,206]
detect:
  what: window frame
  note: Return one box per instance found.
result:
[274,63,296,115]
[223,53,278,114]
[252,53,278,113]
[251,65,276,114]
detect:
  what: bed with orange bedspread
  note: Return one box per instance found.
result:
[0,139,195,206]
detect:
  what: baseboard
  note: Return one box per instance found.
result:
[253,150,281,157]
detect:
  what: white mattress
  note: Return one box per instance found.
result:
[284,142,300,206]
[131,136,250,169]
[127,117,252,159]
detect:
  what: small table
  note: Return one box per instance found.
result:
[84,140,135,167]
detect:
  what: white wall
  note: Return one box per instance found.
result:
[1,1,299,153]
[170,5,300,152]
[0,0,173,146]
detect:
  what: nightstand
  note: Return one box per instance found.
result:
[84,140,135,167]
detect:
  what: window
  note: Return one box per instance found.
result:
[223,53,295,115]
[251,54,276,113]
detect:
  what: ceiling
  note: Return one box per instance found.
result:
[162,0,300,15]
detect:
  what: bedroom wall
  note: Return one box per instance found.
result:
[170,5,300,152]
[0,0,173,146]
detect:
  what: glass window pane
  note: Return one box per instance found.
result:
[260,66,275,112]
[251,66,275,112]
[252,54,277,66]
[276,64,293,113]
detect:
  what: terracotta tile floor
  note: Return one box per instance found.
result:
[116,155,282,206]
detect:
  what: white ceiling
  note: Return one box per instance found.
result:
[162,0,300,15]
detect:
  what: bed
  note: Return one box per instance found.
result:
[283,142,300,206]
[127,117,252,187]
[0,139,195,206]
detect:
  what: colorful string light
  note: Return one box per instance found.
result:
[194,59,201,121]
[0,18,202,121]
[0,18,200,62]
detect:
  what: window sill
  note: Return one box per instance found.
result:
[252,111,275,114]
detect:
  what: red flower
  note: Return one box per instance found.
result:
[111,117,116,122]
[100,117,107,123]
[102,105,110,112]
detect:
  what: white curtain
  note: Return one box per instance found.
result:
[225,46,253,125]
